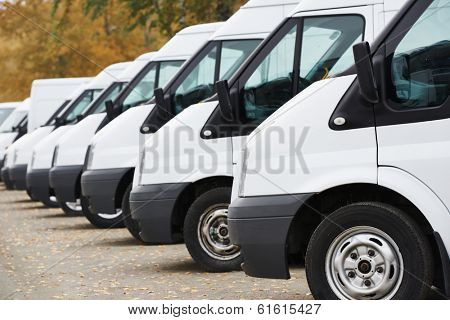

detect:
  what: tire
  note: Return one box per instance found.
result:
[183,187,242,272]
[40,194,59,208]
[26,188,38,201]
[60,200,83,216]
[81,196,124,228]
[305,202,433,300]
[122,183,143,241]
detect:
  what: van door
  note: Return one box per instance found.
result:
[229,7,372,197]
[375,0,450,207]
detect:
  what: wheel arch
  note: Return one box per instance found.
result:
[287,178,449,295]
[171,175,233,235]
[114,168,135,209]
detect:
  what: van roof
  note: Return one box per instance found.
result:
[31,77,91,87]
[177,22,225,35]
[152,23,223,62]
[17,98,31,111]
[136,51,158,61]
[211,0,299,40]
[293,0,391,13]
[86,62,131,89]
[0,102,21,109]
[243,0,300,8]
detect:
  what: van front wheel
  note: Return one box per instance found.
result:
[122,184,143,241]
[184,187,242,272]
[80,196,124,228]
[305,202,433,300]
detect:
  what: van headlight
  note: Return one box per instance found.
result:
[13,149,18,165]
[85,144,95,170]
[30,151,36,169]
[238,148,249,197]
[52,145,59,167]
[137,148,146,186]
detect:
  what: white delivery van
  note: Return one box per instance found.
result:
[3,77,90,190]
[229,0,450,299]
[80,0,294,229]
[0,102,18,127]
[27,54,159,210]
[50,23,221,218]
[27,78,91,133]
[130,0,409,272]
[6,66,126,192]
[0,99,30,187]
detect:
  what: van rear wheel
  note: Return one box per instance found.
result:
[184,187,242,272]
[80,196,124,228]
[305,202,433,300]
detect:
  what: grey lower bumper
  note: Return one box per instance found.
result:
[81,167,130,214]
[228,193,312,279]
[9,164,28,190]
[130,183,189,244]
[49,165,83,202]
[1,167,13,190]
[26,168,51,203]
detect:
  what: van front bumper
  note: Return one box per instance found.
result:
[81,168,130,215]
[1,167,13,190]
[49,165,83,202]
[26,168,51,203]
[130,183,189,244]
[9,164,28,190]
[228,193,312,279]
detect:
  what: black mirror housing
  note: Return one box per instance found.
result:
[353,41,379,104]
[215,80,234,122]
[54,116,64,127]
[105,100,115,121]
[154,88,170,121]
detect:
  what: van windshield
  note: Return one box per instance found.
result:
[63,89,103,123]
[243,15,365,124]
[121,60,185,110]
[0,110,28,133]
[87,82,127,114]
[173,39,261,113]
[0,108,14,126]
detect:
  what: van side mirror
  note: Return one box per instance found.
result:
[215,80,234,122]
[353,42,379,103]
[154,88,170,121]
[105,100,115,121]
[54,116,64,127]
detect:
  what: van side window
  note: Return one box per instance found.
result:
[388,0,450,109]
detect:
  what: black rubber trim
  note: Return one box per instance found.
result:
[129,183,189,244]
[434,232,450,298]
[1,167,13,190]
[0,158,4,181]
[26,168,51,203]
[49,165,83,202]
[9,164,27,190]
[228,193,313,279]
[81,167,130,214]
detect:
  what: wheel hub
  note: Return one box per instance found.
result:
[325,226,404,300]
[198,206,240,261]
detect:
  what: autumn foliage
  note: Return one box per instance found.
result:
[0,0,245,102]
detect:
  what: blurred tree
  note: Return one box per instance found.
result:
[0,0,246,102]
